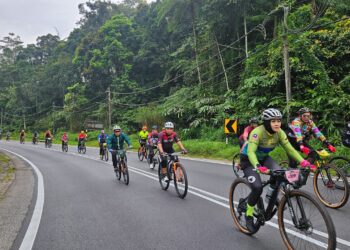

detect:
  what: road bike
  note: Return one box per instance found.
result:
[138,140,147,161]
[280,149,349,209]
[45,138,52,148]
[158,152,188,199]
[78,139,86,154]
[100,143,108,161]
[32,136,38,145]
[62,141,68,152]
[112,149,129,185]
[229,168,336,249]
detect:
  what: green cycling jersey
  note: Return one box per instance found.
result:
[139,130,149,140]
[241,125,303,167]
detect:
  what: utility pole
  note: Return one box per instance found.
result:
[282,6,292,121]
[106,87,111,129]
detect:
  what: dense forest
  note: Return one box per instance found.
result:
[0,0,349,142]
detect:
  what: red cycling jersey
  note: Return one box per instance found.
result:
[158,131,180,153]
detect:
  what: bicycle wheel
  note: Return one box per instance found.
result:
[100,150,104,160]
[229,178,262,235]
[82,147,86,154]
[329,156,350,177]
[138,147,144,161]
[121,162,129,185]
[158,165,170,190]
[174,163,188,199]
[64,145,68,152]
[105,150,109,161]
[115,164,121,180]
[313,164,349,209]
[232,153,244,178]
[278,190,336,250]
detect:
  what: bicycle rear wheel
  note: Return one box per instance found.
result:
[232,153,244,178]
[313,164,349,209]
[328,156,350,178]
[229,178,262,235]
[174,163,188,199]
[278,190,336,250]
[122,162,129,185]
[138,147,144,161]
[82,146,86,154]
[158,165,170,190]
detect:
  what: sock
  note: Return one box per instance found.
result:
[246,204,254,217]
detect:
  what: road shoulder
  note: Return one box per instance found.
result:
[0,151,35,250]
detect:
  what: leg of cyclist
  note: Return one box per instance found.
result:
[99,143,103,155]
[160,154,169,181]
[112,150,118,171]
[148,144,154,168]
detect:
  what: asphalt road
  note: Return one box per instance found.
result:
[0,140,349,250]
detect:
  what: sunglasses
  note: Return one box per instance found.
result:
[114,130,121,133]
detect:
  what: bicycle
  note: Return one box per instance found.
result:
[158,152,188,199]
[328,155,350,178]
[78,139,86,154]
[280,149,349,209]
[62,141,68,152]
[112,149,129,185]
[20,136,25,144]
[138,141,147,161]
[32,137,38,145]
[100,143,108,161]
[45,138,52,148]
[229,168,336,249]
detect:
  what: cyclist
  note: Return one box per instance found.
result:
[287,107,336,168]
[107,125,132,173]
[139,125,149,148]
[147,125,159,169]
[32,131,39,144]
[44,130,52,145]
[77,130,87,150]
[61,132,68,150]
[238,117,259,148]
[158,122,188,182]
[98,130,108,156]
[19,130,25,143]
[240,108,315,233]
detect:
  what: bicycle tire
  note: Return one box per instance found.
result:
[328,156,350,177]
[82,147,86,154]
[138,147,144,161]
[122,162,129,185]
[229,178,261,235]
[105,150,108,161]
[174,163,188,199]
[232,153,244,178]
[158,165,170,190]
[278,189,336,250]
[313,164,349,209]
[64,145,68,152]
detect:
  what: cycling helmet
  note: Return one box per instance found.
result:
[81,130,84,134]
[164,122,174,128]
[262,108,282,120]
[249,117,259,124]
[113,125,121,131]
[152,125,158,130]
[298,107,311,115]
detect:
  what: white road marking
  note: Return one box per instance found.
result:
[0,147,45,250]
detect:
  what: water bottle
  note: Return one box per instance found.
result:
[265,185,275,203]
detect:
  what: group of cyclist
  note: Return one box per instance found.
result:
[238,107,339,232]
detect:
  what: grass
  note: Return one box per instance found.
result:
[0,153,15,182]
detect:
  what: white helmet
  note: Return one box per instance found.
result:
[164,121,174,128]
[262,108,282,120]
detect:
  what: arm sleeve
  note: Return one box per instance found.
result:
[107,136,112,149]
[290,119,303,144]
[247,130,260,167]
[279,130,304,163]
[310,121,326,142]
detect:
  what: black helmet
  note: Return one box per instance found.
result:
[262,108,282,121]
[249,117,259,124]
[298,107,311,115]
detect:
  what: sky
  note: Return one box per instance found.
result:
[0,0,155,45]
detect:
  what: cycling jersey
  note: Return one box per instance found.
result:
[139,130,149,140]
[158,131,180,154]
[108,132,131,150]
[98,133,107,143]
[20,132,25,137]
[45,132,52,138]
[239,125,255,141]
[61,134,68,142]
[78,133,86,139]
[288,117,326,144]
[148,132,159,145]
[242,125,303,167]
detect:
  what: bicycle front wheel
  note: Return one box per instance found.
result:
[328,156,350,178]
[122,162,129,185]
[138,147,144,161]
[278,190,336,250]
[313,164,349,209]
[158,165,170,190]
[174,163,188,199]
